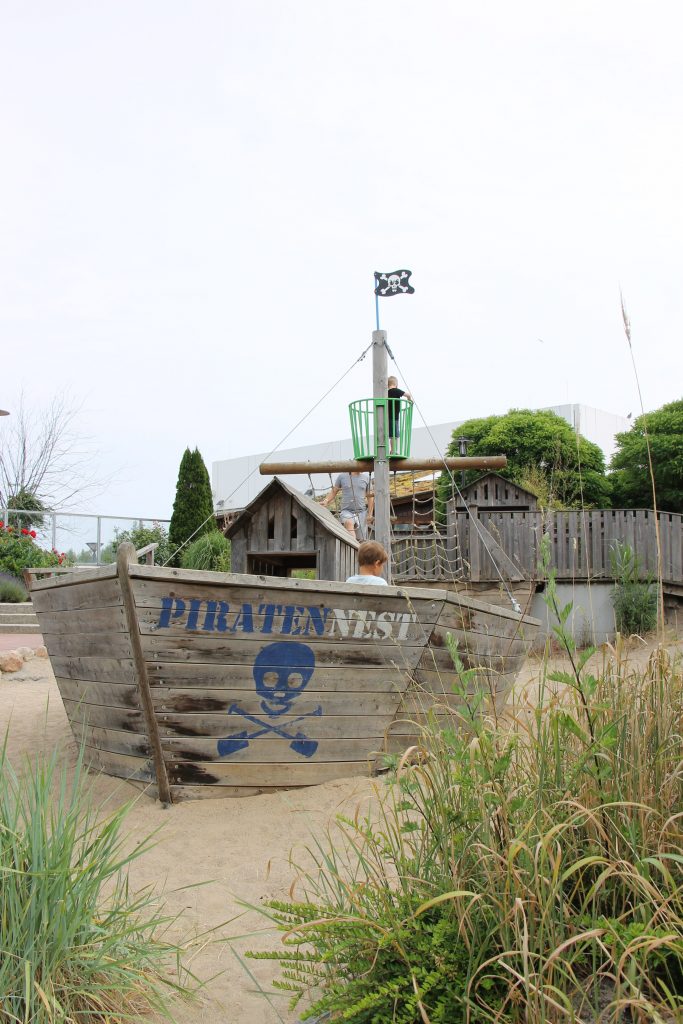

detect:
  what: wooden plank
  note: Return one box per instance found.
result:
[165,758,376,787]
[83,746,156,784]
[28,564,118,592]
[150,689,408,716]
[670,514,683,584]
[63,702,145,732]
[142,635,427,670]
[148,659,417,692]
[154,712,434,740]
[30,577,123,613]
[231,535,247,573]
[274,491,291,551]
[147,662,411,691]
[659,514,672,580]
[117,542,171,805]
[72,723,152,758]
[50,657,137,685]
[55,677,141,708]
[587,511,599,579]
[42,633,134,659]
[34,606,129,635]
[159,735,392,763]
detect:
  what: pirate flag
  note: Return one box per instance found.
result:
[374,270,415,296]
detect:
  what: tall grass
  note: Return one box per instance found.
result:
[0,743,191,1023]
[248,598,683,1021]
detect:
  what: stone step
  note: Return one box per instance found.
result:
[0,603,40,633]
[0,613,40,624]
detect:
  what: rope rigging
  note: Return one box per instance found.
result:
[388,347,522,612]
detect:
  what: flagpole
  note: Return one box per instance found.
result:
[375,290,380,331]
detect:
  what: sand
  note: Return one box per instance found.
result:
[2,633,681,1023]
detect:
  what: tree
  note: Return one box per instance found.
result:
[609,398,683,512]
[0,393,105,512]
[168,448,216,565]
[436,409,611,517]
[99,522,174,567]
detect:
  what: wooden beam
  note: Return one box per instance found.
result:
[259,456,507,475]
[117,542,172,806]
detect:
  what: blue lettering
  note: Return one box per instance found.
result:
[305,607,330,636]
[157,597,185,630]
[200,600,217,631]
[187,598,203,630]
[230,604,254,633]
[259,603,281,633]
[215,601,230,631]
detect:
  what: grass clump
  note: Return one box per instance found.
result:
[248,571,683,1022]
[180,531,231,572]
[610,539,658,635]
[0,744,191,1023]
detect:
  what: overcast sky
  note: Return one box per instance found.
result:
[1,1,681,520]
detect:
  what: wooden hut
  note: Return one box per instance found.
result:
[452,472,538,512]
[225,478,358,581]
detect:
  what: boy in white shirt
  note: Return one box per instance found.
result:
[346,540,389,586]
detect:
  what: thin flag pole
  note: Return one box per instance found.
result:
[375,288,380,330]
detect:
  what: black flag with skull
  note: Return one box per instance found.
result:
[374,270,415,296]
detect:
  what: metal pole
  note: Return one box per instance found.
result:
[96,515,102,565]
[372,329,391,580]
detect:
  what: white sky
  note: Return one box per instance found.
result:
[1,1,682,519]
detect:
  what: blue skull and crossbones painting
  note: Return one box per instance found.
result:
[217,641,322,759]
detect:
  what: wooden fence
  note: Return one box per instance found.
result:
[391,509,683,584]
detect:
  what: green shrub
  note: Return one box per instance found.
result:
[181,531,231,572]
[610,539,658,634]
[100,521,174,567]
[0,743,190,1022]
[0,578,28,602]
[0,522,63,579]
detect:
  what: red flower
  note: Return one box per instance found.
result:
[30,530,37,538]
[21,528,29,535]
[0,521,4,527]
[7,526,12,532]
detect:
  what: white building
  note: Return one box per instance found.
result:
[212,404,629,512]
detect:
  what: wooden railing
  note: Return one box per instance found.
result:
[391,509,683,584]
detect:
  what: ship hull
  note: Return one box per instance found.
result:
[30,557,539,802]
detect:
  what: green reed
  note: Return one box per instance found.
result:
[0,743,191,1023]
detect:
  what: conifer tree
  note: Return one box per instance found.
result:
[168,448,217,564]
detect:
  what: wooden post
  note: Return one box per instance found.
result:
[469,505,480,582]
[117,542,172,806]
[372,329,391,580]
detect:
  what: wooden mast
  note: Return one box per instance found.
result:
[372,329,391,579]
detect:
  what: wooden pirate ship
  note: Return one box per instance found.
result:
[28,324,540,803]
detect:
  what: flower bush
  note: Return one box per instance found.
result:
[0,521,66,581]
